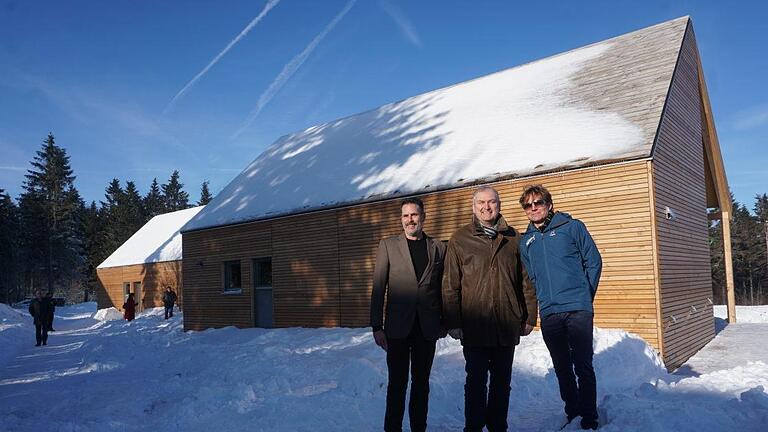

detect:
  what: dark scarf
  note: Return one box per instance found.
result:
[536,210,556,232]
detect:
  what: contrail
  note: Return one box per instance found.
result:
[379,0,421,48]
[232,0,357,139]
[163,0,281,115]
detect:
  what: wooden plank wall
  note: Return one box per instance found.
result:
[183,161,661,350]
[182,222,272,330]
[96,261,183,312]
[651,24,715,369]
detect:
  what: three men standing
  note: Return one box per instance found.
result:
[518,185,602,430]
[442,186,538,432]
[370,197,447,432]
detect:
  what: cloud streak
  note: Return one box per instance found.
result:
[379,0,422,48]
[163,0,282,115]
[232,0,357,139]
[733,104,768,130]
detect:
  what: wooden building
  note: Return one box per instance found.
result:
[96,206,203,314]
[180,17,732,369]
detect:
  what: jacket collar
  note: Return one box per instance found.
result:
[471,214,510,236]
[524,211,572,234]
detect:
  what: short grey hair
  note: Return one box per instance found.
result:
[472,186,500,203]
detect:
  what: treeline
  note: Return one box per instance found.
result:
[710,194,768,305]
[0,133,213,304]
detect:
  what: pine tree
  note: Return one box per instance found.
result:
[100,178,125,257]
[162,170,190,212]
[0,189,21,303]
[753,194,768,304]
[82,201,104,302]
[18,133,84,295]
[123,181,146,235]
[144,178,165,218]
[198,180,213,206]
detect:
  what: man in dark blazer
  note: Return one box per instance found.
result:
[370,197,447,432]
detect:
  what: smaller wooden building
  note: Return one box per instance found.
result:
[96,206,203,313]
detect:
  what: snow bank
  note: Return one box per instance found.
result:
[1,304,767,431]
[714,305,768,323]
[0,303,31,366]
[93,307,123,321]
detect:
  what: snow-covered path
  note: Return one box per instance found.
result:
[1,303,767,431]
[676,322,768,377]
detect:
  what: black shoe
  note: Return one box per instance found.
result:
[580,418,598,430]
[42,342,47,346]
[35,343,41,346]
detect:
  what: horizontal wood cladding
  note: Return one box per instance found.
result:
[96,261,183,313]
[651,24,714,370]
[182,222,272,330]
[183,159,663,352]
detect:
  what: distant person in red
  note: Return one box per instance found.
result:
[123,293,138,321]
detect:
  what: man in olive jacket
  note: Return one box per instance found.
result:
[443,186,538,432]
[371,197,447,432]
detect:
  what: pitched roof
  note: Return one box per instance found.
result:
[183,17,690,232]
[98,206,204,269]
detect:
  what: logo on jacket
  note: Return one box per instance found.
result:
[549,230,557,237]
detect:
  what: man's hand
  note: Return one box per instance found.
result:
[521,323,534,336]
[373,330,388,351]
[448,328,463,340]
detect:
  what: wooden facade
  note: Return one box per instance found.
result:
[181,17,730,369]
[96,260,183,313]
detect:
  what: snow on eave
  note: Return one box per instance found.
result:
[183,18,688,233]
[98,206,204,269]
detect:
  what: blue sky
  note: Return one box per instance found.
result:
[1,0,766,209]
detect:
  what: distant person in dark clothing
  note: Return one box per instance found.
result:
[123,293,138,321]
[163,286,178,319]
[28,290,52,346]
[45,292,56,331]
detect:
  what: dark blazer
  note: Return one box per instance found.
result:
[370,233,447,340]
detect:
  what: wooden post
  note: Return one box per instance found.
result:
[722,211,736,323]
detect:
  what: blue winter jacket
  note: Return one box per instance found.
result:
[519,212,602,318]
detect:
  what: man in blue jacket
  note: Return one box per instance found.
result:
[518,185,602,431]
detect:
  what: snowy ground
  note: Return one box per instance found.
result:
[0,304,766,431]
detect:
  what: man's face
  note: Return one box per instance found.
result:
[401,203,425,239]
[473,189,500,226]
[522,193,552,224]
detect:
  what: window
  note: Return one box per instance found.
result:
[224,260,242,293]
[123,282,130,300]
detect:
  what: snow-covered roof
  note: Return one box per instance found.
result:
[98,206,204,269]
[183,17,689,232]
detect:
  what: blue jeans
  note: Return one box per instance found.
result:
[541,310,597,423]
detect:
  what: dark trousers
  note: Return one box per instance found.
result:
[541,310,597,423]
[462,345,515,432]
[35,323,49,345]
[384,322,437,432]
[164,306,174,319]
